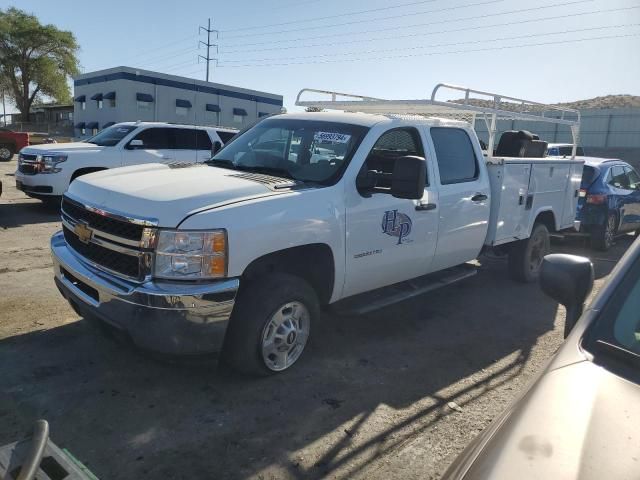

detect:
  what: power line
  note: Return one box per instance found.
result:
[221,0,441,33]
[220,23,639,64]
[217,32,639,68]
[221,0,504,39]
[219,0,597,47]
[220,5,639,55]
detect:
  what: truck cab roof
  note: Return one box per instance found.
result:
[279,111,468,129]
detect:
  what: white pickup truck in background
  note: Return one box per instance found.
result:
[50,84,583,375]
[15,122,236,203]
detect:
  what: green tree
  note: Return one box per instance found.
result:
[0,7,79,121]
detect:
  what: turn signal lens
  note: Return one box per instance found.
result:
[204,255,226,277]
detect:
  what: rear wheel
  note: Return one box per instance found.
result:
[222,273,318,376]
[0,144,14,161]
[591,213,616,251]
[508,223,550,283]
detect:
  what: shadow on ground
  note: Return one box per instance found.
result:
[0,235,633,479]
[0,201,59,229]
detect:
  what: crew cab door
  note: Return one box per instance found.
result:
[427,127,490,271]
[170,128,213,163]
[124,127,176,165]
[343,127,439,298]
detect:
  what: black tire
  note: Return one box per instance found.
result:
[0,144,14,162]
[222,273,319,376]
[508,223,550,283]
[591,212,616,251]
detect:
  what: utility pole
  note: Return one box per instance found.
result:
[1,90,6,127]
[199,18,218,82]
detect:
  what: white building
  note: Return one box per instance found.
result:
[72,66,283,136]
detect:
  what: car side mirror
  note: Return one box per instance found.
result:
[540,254,594,338]
[211,141,222,156]
[391,156,426,200]
[128,139,144,149]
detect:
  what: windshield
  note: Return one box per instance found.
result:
[209,118,369,184]
[85,125,137,147]
[585,251,640,366]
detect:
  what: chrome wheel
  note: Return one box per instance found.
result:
[261,301,310,371]
[0,147,11,161]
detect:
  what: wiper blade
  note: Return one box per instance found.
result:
[205,158,236,169]
[235,165,296,180]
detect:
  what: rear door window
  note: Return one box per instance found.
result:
[196,130,213,150]
[217,131,236,143]
[430,128,478,185]
[172,128,198,150]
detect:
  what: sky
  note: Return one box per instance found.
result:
[4,0,640,112]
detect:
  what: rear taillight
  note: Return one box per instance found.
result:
[586,194,607,205]
[579,189,587,198]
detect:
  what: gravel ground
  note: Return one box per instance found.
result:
[0,157,634,480]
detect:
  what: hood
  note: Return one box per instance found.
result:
[22,142,105,154]
[67,163,281,227]
[450,360,640,480]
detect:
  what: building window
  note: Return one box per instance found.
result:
[175,99,192,117]
[81,101,86,111]
[81,128,86,135]
[97,100,103,109]
[137,101,152,111]
[233,107,248,125]
[104,92,116,108]
[136,93,154,112]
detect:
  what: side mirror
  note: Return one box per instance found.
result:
[540,254,594,337]
[211,141,222,156]
[128,139,144,149]
[391,156,426,200]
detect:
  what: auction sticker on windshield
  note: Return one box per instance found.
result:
[314,132,351,143]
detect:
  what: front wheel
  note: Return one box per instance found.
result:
[508,223,550,283]
[222,273,318,376]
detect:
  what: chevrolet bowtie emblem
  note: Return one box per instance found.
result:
[74,221,93,244]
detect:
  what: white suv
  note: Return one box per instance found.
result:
[15,122,236,202]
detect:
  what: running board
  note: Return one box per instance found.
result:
[332,263,478,316]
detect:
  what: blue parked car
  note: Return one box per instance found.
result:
[577,157,640,250]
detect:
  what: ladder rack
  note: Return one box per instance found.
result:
[295,83,581,156]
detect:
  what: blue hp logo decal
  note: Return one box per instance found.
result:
[381,210,412,244]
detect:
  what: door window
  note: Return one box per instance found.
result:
[431,128,478,185]
[609,166,630,189]
[132,128,171,149]
[362,128,425,188]
[196,130,213,150]
[624,166,640,190]
[172,128,198,150]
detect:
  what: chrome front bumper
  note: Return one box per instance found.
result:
[51,231,239,355]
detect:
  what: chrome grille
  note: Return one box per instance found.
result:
[18,153,40,175]
[60,196,157,281]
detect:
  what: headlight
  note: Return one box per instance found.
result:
[34,153,67,173]
[154,230,227,279]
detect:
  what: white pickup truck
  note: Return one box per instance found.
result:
[15,122,236,203]
[50,84,583,375]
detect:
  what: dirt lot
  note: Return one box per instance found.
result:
[0,157,635,480]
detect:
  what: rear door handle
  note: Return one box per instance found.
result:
[471,193,488,202]
[415,203,437,211]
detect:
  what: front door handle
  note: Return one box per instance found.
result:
[415,203,437,211]
[471,193,488,202]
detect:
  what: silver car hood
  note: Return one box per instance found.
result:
[448,359,640,480]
